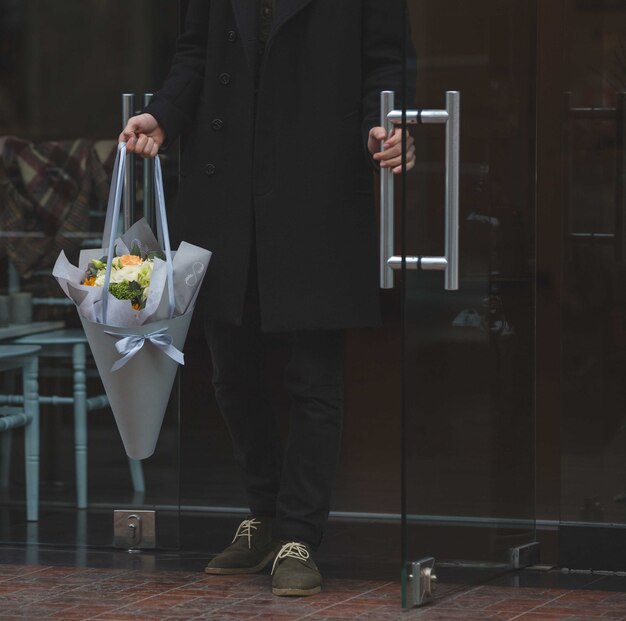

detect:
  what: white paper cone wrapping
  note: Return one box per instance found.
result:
[54,146,210,460]
[80,310,193,460]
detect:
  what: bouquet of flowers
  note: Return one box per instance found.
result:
[55,215,205,328]
[83,248,159,310]
[53,144,211,459]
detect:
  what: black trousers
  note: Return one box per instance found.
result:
[204,262,345,549]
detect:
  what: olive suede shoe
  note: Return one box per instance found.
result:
[271,541,322,596]
[205,517,277,575]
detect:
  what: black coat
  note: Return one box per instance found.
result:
[146,0,404,331]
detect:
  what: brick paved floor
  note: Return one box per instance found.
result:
[1,563,626,620]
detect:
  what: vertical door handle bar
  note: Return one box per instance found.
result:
[380,91,396,289]
[122,93,136,233]
[445,91,460,290]
[122,93,157,232]
[143,93,155,230]
[379,91,460,291]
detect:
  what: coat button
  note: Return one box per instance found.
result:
[227,30,237,42]
[219,72,231,85]
[211,119,224,131]
[205,163,216,176]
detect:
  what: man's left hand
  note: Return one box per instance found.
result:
[368,127,416,174]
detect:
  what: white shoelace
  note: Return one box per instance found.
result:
[271,542,310,575]
[231,518,260,549]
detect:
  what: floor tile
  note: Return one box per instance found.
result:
[2,562,626,621]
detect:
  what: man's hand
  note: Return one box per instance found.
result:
[368,126,415,174]
[119,113,165,158]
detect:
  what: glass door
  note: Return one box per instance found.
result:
[397,0,537,605]
[0,0,181,555]
[556,0,626,570]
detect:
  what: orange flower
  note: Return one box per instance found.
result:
[132,303,141,311]
[83,276,96,286]
[119,254,143,266]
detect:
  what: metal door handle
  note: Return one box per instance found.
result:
[122,92,155,232]
[143,93,155,230]
[379,90,460,291]
[122,93,136,233]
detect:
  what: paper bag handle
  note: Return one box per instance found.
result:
[101,143,175,323]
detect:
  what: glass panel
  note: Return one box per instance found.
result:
[401,0,537,601]
[0,0,180,551]
[176,1,404,580]
[560,0,626,550]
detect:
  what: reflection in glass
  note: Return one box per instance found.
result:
[401,0,536,578]
[561,1,626,525]
[0,0,180,549]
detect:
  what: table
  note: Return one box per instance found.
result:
[0,321,65,341]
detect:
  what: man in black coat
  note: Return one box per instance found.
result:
[121,0,414,597]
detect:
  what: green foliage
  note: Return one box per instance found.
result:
[86,257,107,278]
[108,280,142,302]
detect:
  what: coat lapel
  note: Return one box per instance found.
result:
[229,0,317,68]
[229,0,258,70]
[268,0,316,44]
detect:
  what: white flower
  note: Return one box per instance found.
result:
[94,261,154,288]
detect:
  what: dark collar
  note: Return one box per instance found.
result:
[230,0,316,69]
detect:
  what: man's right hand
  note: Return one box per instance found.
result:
[119,113,165,158]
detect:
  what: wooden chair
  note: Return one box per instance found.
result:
[0,345,40,521]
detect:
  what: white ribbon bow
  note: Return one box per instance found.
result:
[104,327,185,372]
